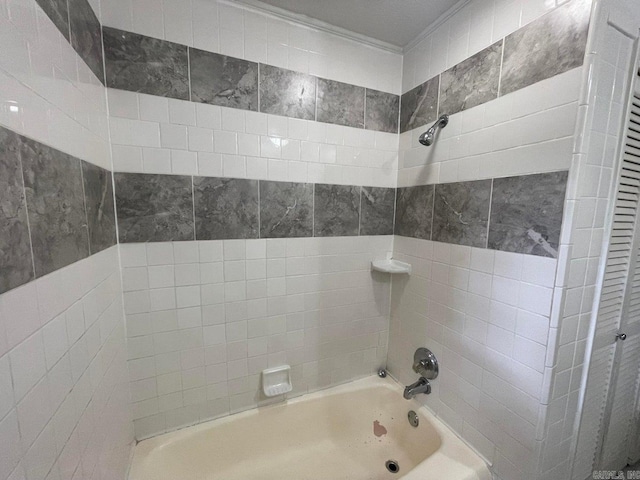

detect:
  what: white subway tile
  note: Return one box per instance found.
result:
[139,93,170,123]
[169,99,196,126]
[9,331,46,401]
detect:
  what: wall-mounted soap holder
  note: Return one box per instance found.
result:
[371,258,412,274]
[262,365,293,397]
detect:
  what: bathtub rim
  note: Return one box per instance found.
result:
[129,374,492,480]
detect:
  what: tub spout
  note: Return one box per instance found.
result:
[403,377,431,399]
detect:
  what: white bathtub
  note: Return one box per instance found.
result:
[128,376,491,480]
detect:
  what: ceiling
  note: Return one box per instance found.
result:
[235,0,465,50]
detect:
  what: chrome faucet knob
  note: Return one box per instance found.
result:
[412,348,438,380]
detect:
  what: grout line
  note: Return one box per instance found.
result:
[358,185,363,236]
[257,179,262,239]
[363,88,367,130]
[257,63,261,113]
[497,38,505,98]
[392,186,398,236]
[434,74,441,119]
[78,159,92,255]
[17,138,38,281]
[314,76,319,122]
[191,175,196,240]
[429,184,436,241]
[485,179,494,249]
[187,47,192,102]
[311,182,315,238]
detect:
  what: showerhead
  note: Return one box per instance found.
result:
[418,126,437,146]
[419,114,449,147]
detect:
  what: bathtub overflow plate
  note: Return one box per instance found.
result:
[408,410,419,427]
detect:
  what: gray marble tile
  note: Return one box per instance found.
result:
[103,27,189,100]
[432,180,492,248]
[365,89,399,134]
[501,0,590,96]
[316,78,365,128]
[394,185,434,240]
[194,177,259,240]
[488,171,568,258]
[68,0,104,82]
[314,184,360,237]
[439,42,502,116]
[21,138,89,277]
[360,187,395,236]
[81,161,116,254]
[259,64,316,120]
[400,76,439,133]
[259,181,312,238]
[190,48,258,111]
[35,0,70,40]
[0,127,34,293]
[115,173,194,242]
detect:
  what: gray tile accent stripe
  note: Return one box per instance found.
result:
[0,125,117,294]
[400,0,590,133]
[500,0,590,96]
[99,27,399,134]
[115,175,383,242]
[113,170,568,258]
[103,27,190,100]
[395,171,569,258]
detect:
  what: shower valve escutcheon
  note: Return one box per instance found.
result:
[412,347,439,379]
[403,348,439,399]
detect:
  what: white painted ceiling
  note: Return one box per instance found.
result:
[236,0,464,49]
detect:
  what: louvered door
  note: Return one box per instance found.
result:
[596,79,640,471]
[573,63,640,480]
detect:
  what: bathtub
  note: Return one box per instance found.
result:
[128,375,491,480]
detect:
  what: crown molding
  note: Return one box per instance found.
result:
[224,0,404,54]
[403,0,472,53]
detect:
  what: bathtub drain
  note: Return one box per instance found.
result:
[385,460,399,474]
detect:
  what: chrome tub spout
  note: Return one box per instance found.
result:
[403,377,431,399]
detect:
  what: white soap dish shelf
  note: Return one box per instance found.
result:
[371,259,412,275]
[262,365,293,397]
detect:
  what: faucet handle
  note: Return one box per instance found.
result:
[412,348,439,380]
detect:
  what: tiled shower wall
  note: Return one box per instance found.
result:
[388,1,591,480]
[0,1,601,480]
[0,1,134,480]
[102,0,403,439]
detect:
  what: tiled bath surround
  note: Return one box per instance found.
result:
[0,126,116,294]
[112,168,569,257]
[395,172,569,257]
[400,1,589,134]
[120,237,392,438]
[107,90,400,188]
[113,174,395,242]
[35,0,104,82]
[0,0,599,479]
[0,1,135,480]
[0,248,134,480]
[390,1,592,479]
[388,238,558,477]
[102,26,400,134]
[100,0,405,442]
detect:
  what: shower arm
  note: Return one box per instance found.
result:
[418,114,449,146]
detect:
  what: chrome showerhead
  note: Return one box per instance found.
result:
[418,126,437,146]
[419,114,449,147]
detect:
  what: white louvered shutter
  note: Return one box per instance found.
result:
[573,73,640,479]
[599,92,640,470]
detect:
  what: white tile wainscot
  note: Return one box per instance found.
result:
[121,236,393,439]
